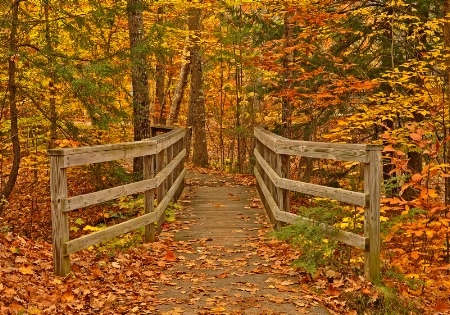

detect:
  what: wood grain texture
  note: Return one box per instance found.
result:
[254,149,367,206]
[255,166,368,251]
[64,168,187,255]
[48,127,186,168]
[254,125,382,163]
[64,149,186,212]
[274,210,369,251]
[143,154,155,243]
[364,150,381,282]
[50,156,70,276]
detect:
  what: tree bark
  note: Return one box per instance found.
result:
[1,0,21,210]
[154,5,166,125]
[127,0,151,173]
[186,1,208,167]
[44,0,57,149]
[167,37,190,125]
[282,8,294,138]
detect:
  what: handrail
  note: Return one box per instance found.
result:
[254,125,382,282]
[49,126,186,276]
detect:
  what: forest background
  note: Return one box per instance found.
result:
[1,0,450,313]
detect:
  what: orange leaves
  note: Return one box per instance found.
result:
[164,250,177,262]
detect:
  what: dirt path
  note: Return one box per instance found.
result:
[154,170,330,315]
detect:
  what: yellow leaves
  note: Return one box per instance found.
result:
[19,266,34,275]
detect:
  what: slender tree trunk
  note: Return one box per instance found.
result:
[155,5,166,125]
[44,0,57,149]
[186,1,208,167]
[443,0,450,262]
[168,37,190,125]
[1,0,21,210]
[282,8,294,138]
[127,0,151,173]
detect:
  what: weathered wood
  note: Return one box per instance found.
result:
[64,149,186,212]
[254,126,382,163]
[274,210,369,251]
[256,167,368,251]
[49,140,157,168]
[64,168,187,255]
[254,167,280,226]
[50,156,70,276]
[48,127,185,168]
[143,154,155,243]
[156,148,166,232]
[364,150,381,282]
[254,149,367,207]
[276,150,290,229]
[254,125,382,281]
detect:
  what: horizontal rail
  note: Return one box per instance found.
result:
[254,125,381,282]
[255,126,382,163]
[48,127,185,168]
[254,149,367,207]
[255,168,369,251]
[64,168,187,255]
[65,149,186,212]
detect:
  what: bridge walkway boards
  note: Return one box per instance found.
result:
[155,170,329,315]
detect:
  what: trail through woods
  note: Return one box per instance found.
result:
[0,170,331,314]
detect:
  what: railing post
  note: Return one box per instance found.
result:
[156,148,166,232]
[364,148,381,282]
[143,154,155,242]
[275,152,290,229]
[50,154,70,276]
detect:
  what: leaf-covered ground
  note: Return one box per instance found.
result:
[0,168,449,314]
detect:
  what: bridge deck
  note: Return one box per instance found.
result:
[156,170,329,314]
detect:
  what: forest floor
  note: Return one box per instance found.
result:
[0,167,449,314]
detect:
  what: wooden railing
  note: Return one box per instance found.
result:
[254,125,382,282]
[49,126,186,276]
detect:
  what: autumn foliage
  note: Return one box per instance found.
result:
[1,0,450,313]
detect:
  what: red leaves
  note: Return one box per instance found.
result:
[164,250,177,262]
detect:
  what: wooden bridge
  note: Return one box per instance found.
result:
[49,126,381,312]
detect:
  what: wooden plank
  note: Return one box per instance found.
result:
[143,154,155,243]
[254,167,280,225]
[64,168,187,255]
[50,156,70,276]
[254,126,382,163]
[47,128,186,168]
[364,149,382,282]
[153,128,186,153]
[48,140,157,168]
[66,178,158,211]
[64,149,186,212]
[256,166,368,250]
[156,148,166,232]
[254,149,367,207]
[274,210,369,251]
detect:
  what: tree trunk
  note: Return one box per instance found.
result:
[127,0,151,173]
[167,37,190,125]
[154,5,166,125]
[186,1,208,167]
[282,8,294,138]
[1,0,21,211]
[45,0,57,149]
[443,0,450,262]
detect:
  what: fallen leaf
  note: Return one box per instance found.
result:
[164,251,176,261]
[9,302,25,313]
[324,284,341,296]
[61,288,74,302]
[434,302,449,312]
[19,266,34,275]
[111,262,121,269]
